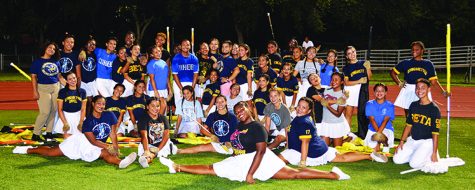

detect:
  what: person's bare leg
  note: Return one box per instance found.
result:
[331,152,371,163]
[178,165,217,175]
[27,146,64,157]
[333,137,343,147]
[268,135,285,149]
[99,149,121,165]
[374,142,381,152]
[178,144,215,154]
[272,166,338,180]
[345,106,354,126]
[321,136,330,145]
[277,154,290,164]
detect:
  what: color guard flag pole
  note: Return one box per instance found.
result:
[446,24,451,157]
[191,28,195,54]
[167,26,170,52]
[10,62,31,81]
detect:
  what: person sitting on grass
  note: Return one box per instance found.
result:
[174,85,204,138]
[279,97,388,169]
[158,101,351,184]
[137,97,177,168]
[177,95,237,155]
[13,95,137,169]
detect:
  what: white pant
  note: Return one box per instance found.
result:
[364,129,394,152]
[393,137,439,168]
[96,78,116,97]
[173,82,192,108]
[138,139,176,158]
[239,83,253,101]
[147,89,169,99]
[81,80,98,97]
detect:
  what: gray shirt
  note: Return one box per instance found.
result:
[263,103,291,131]
[322,89,347,123]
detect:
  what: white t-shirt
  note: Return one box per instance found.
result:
[302,41,314,50]
[176,99,204,122]
[294,60,321,82]
[226,95,242,113]
[322,88,347,123]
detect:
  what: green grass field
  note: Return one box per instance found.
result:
[0,110,474,189]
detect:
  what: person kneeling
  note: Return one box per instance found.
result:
[13,95,137,168]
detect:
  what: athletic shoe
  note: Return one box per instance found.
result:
[138,156,149,168]
[331,166,350,180]
[159,157,176,174]
[13,146,33,154]
[31,134,44,142]
[371,152,388,163]
[119,152,137,169]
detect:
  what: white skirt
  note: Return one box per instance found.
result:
[138,139,176,157]
[122,80,136,97]
[318,121,351,138]
[96,78,116,97]
[239,83,253,101]
[296,80,311,102]
[59,133,102,162]
[81,80,98,97]
[177,121,201,134]
[211,142,234,155]
[280,147,337,166]
[147,89,169,99]
[345,84,361,107]
[53,111,82,135]
[213,148,286,182]
[364,129,395,149]
[394,84,433,109]
[195,81,208,98]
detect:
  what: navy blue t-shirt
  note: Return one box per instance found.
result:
[111,58,126,84]
[127,59,145,80]
[209,53,223,62]
[127,94,150,121]
[393,59,437,84]
[201,82,221,106]
[268,53,283,73]
[30,58,60,84]
[205,112,238,142]
[343,60,367,81]
[82,111,118,143]
[277,76,299,97]
[306,86,325,123]
[59,51,79,78]
[287,115,328,158]
[252,89,270,116]
[220,55,238,79]
[254,68,278,86]
[57,87,87,112]
[80,52,97,83]
[406,101,441,140]
[105,97,127,119]
[236,58,254,85]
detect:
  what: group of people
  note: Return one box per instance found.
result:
[12,31,449,183]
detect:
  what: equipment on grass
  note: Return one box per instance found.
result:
[9,63,31,81]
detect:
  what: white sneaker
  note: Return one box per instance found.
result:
[332,166,350,180]
[139,156,149,168]
[13,146,33,154]
[119,152,137,169]
[371,152,388,163]
[159,157,176,173]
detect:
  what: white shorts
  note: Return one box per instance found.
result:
[280,147,337,166]
[239,83,253,101]
[53,111,82,135]
[393,137,439,169]
[213,148,286,182]
[394,84,433,109]
[284,95,296,107]
[257,115,265,121]
[147,89,169,99]
[138,139,176,158]
[123,80,135,97]
[177,121,201,134]
[173,82,192,107]
[211,142,234,155]
[345,84,361,107]
[364,129,395,149]
[270,127,286,137]
[96,78,116,97]
[81,80,98,97]
[59,133,102,162]
[318,121,351,138]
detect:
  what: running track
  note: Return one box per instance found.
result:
[1,82,474,118]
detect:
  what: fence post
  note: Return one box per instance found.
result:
[470,46,473,83]
[0,53,3,71]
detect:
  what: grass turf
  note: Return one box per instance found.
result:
[0,110,474,189]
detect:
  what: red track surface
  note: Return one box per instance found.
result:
[0,82,474,118]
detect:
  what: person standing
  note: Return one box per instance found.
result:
[302,36,314,50]
[390,41,449,117]
[95,37,118,97]
[171,39,199,107]
[80,37,98,112]
[58,34,81,84]
[266,40,283,74]
[30,42,63,141]
[217,40,239,96]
